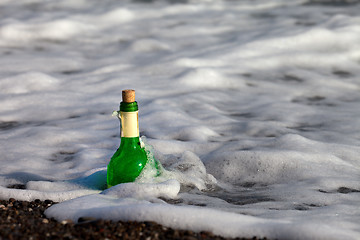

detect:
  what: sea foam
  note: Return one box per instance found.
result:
[0,0,360,239]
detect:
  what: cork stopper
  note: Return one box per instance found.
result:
[122,89,135,103]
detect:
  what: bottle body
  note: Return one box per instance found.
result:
[107,136,148,187]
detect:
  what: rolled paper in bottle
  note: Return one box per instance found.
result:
[120,111,139,137]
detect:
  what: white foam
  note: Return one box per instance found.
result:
[1,0,360,239]
[98,8,135,24]
[102,179,180,199]
[0,186,99,202]
[177,68,245,89]
[0,72,60,94]
[44,194,357,240]
[0,19,93,45]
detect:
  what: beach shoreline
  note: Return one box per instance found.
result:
[0,198,270,240]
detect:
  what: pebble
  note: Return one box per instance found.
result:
[61,219,73,225]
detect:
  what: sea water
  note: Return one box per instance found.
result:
[0,0,360,239]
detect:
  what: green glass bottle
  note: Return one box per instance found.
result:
[107,89,155,187]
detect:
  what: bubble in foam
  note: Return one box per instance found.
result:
[137,137,217,191]
[135,136,166,183]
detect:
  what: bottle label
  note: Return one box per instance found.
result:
[120,111,139,137]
